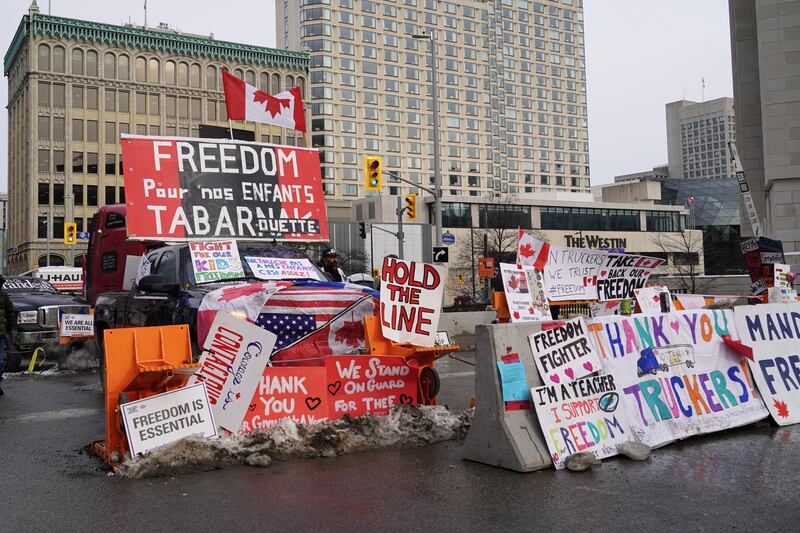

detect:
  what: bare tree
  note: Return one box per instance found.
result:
[650,231,711,294]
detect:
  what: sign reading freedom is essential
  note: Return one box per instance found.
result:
[189,240,244,283]
[734,303,800,426]
[121,383,217,456]
[590,310,768,447]
[596,254,664,301]
[528,317,602,385]
[532,374,632,469]
[188,312,277,433]
[120,135,328,242]
[327,355,418,418]
[245,256,320,281]
[241,367,329,432]
[380,257,445,347]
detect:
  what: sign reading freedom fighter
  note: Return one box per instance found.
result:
[121,135,328,242]
[734,303,800,426]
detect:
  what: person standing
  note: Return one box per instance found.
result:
[0,276,14,396]
[318,249,346,282]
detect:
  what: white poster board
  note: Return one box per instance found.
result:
[734,303,800,425]
[500,263,552,322]
[596,254,664,301]
[245,256,320,281]
[189,241,245,284]
[532,374,632,469]
[542,246,606,301]
[528,317,601,384]
[121,383,217,456]
[60,314,94,337]
[379,257,444,347]
[774,263,791,289]
[591,310,768,447]
[634,286,671,314]
[188,312,277,432]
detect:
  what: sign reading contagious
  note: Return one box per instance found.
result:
[120,135,328,242]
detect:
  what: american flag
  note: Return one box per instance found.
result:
[198,280,379,367]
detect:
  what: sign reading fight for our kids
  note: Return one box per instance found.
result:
[532,374,632,469]
[590,310,768,447]
[380,257,444,347]
[188,312,277,433]
[596,254,664,301]
[189,240,244,283]
[327,355,418,418]
[528,317,601,385]
[734,303,800,426]
[245,256,320,281]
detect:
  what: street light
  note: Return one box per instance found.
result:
[411,30,443,247]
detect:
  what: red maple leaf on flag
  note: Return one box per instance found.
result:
[774,399,790,418]
[334,318,364,348]
[519,242,534,259]
[253,90,291,118]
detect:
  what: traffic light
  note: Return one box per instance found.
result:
[64,222,77,245]
[372,268,379,280]
[359,222,367,239]
[405,193,417,221]
[364,156,382,191]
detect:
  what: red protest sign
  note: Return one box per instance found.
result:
[240,367,329,432]
[326,355,418,418]
[121,135,328,242]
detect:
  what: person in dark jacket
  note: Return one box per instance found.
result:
[318,249,346,282]
[0,276,14,395]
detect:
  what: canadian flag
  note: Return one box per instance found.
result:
[222,69,306,132]
[516,228,550,270]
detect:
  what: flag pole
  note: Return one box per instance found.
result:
[227,119,234,140]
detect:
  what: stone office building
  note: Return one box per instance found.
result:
[4,3,308,273]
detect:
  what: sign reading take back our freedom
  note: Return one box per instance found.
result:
[120,135,328,242]
[734,303,800,426]
[380,257,445,347]
[595,253,664,301]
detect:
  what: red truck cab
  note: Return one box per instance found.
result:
[84,204,162,306]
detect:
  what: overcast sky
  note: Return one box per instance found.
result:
[0,0,733,191]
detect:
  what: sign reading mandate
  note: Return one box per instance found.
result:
[121,135,328,242]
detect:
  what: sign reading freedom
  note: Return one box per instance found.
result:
[121,135,329,242]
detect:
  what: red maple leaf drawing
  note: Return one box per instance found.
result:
[512,310,520,320]
[508,274,521,290]
[528,307,535,315]
[774,399,790,418]
[253,90,291,118]
[519,242,534,258]
[334,318,364,348]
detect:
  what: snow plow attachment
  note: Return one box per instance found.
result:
[91,325,199,467]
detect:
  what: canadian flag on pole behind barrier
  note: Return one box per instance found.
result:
[222,69,306,132]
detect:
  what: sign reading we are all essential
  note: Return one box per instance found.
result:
[189,240,244,283]
[379,257,445,347]
[60,314,94,337]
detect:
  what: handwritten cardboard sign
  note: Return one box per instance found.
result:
[60,314,94,337]
[245,256,320,281]
[634,286,671,314]
[596,254,664,301]
[188,312,277,432]
[532,374,632,469]
[500,263,552,322]
[326,355,418,418]
[240,367,329,432]
[529,317,601,384]
[121,383,217,456]
[542,246,607,301]
[380,257,444,347]
[734,303,800,425]
[189,240,245,284]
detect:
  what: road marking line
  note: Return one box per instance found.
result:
[0,407,102,423]
[438,371,475,379]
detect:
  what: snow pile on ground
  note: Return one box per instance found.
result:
[121,405,473,478]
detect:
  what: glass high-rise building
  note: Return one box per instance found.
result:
[278,0,590,221]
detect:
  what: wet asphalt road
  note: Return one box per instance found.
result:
[2,353,800,532]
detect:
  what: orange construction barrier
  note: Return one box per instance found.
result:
[91,325,199,466]
[363,316,459,406]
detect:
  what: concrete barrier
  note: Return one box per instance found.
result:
[462,322,552,472]
[438,311,496,337]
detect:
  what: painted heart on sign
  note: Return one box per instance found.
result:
[305,397,322,411]
[564,367,575,380]
[327,381,342,395]
[670,320,680,334]
[549,374,560,384]
[583,361,593,372]
[652,295,660,302]
[400,394,414,405]
[600,270,607,277]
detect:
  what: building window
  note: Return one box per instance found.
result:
[437,202,472,228]
[540,207,641,232]
[87,185,98,206]
[87,120,98,142]
[38,183,50,204]
[646,211,681,232]
[73,184,84,206]
[38,116,49,139]
[72,48,84,75]
[104,52,116,79]
[86,50,98,76]
[118,55,130,80]
[87,87,98,110]
[54,150,65,172]
[105,186,116,205]
[53,46,65,73]
[149,58,160,84]
[38,150,50,172]
[38,44,50,71]
[53,184,65,205]
[72,152,84,173]
[37,216,48,238]
[87,153,98,174]
[105,154,116,174]
[479,205,532,229]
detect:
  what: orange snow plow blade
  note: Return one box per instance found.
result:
[91,325,198,467]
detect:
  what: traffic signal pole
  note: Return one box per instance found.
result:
[396,196,404,260]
